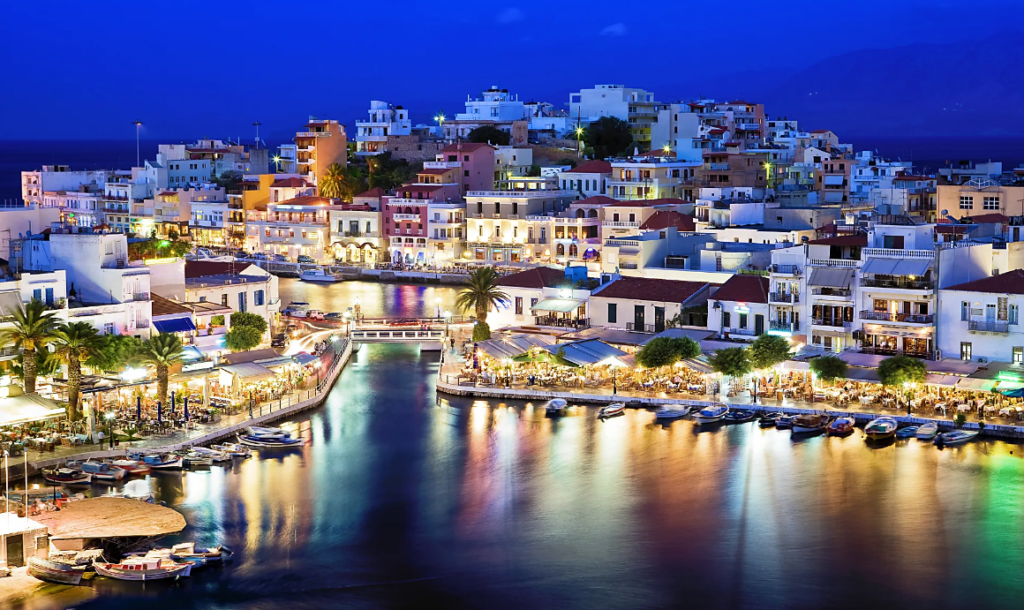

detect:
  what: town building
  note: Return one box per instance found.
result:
[707,274,770,340]
[444,86,528,145]
[294,119,347,188]
[590,276,714,333]
[434,143,496,195]
[22,166,109,208]
[556,160,612,200]
[355,101,412,156]
[936,179,1024,220]
[938,269,1024,363]
[245,196,339,261]
[329,204,383,265]
[608,155,698,201]
[464,189,574,264]
[489,266,581,329]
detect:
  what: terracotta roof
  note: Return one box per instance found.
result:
[595,278,710,304]
[711,274,770,304]
[271,177,310,188]
[418,168,453,176]
[894,175,933,182]
[397,184,443,194]
[961,213,1009,224]
[604,198,687,208]
[151,293,193,318]
[946,269,1024,295]
[354,187,387,199]
[640,210,696,232]
[274,196,333,206]
[338,204,373,211]
[574,195,618,206]
[807,234,867,246]
[496,267,566,289]
[564,160,612,174]
[441,142,494,153]
[185,261,257,278]
[810,129,832,134]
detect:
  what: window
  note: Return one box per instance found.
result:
[983,196,1000,210]
[221,294,228,307]
[961,301,970,321]
[1012,304,1019,325]
[961,342,972,361]
[238,291,247,313]
[199,296,206,302]
[608,303,617,323]
[464,170,469,177]
[959,196,973,210]
[722,312,731,328]
[739,313,748,329]
[515,297,523,315]
[530,297,538,310]
[1015,347,1023,364]
[254,290,265,306]
[104,323,115,334]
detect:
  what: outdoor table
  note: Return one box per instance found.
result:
[958,404,971,413]
[860,396,873,405]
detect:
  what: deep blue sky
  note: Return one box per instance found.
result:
[1,0,1021,141]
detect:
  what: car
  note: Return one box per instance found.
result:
[297,255,316,264]
[272,254,289,262]
[271,333,288,348]
[324,312,345,321]
[252,252,268,261]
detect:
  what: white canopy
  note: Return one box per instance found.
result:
[0,392,65,427]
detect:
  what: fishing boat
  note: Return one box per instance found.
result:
[76,460,127,482]
[895,426,920,439]
[791,413,830,435]
[864,416,899,440]
[776,415,796,430]
[190,447,231,462]
[654,405,691,420]
[211,443,251,457]
[758,412,783,428]
[27,558,86,585]
[694,404,729,424]
[129,452,184,470]
[42,468,92,487]
[935,429,979,446]
[237,426,305,447]
[827,416,856,436]
[916,422,939,440]
[182,451,213,468]
[169,542,233,564]
[724,409,755,423]
[94,557,191,581]
[110,459,151,476]
[134,547,207,569]
[101,480,156,503]
[598,403,625,418]
[299,268,345,283]
[543,399,568,415]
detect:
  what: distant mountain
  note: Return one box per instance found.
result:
[757,32,1024,137]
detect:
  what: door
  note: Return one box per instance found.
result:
[654,307,665,333]
[634,306,645,331]
[755,314,765,336]
[6,534,24,567]
[986,304,997,323]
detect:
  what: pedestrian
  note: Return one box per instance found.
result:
[613,378,618,395]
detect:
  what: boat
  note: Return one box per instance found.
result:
[42,468,92,487]
[237,426,305,448]
[543,399,568,415]
[916,422,939,440]
[76,460,127,482]
[110,459,151,476]
[694,404,729,424]
[299,268,344,283]
[758,412,783,428]
[94,557,191,581]
[895,426,920,439]
[724,409,755,423]
[827,416,856,436]
[792,413,830,435]
[190,447,231,462]
[134,547,207,569]
[129,452,184,470]
[182,451,213,468]
[935,429,979,446]
[169,542,233,564]
[654,405,691,420]
[282,302,311,317]
[776,415,797,430]
[101,480,156,503]
[598,403,625,418]
[211,443,251,457]
[27,558,85,585]
[864,417,899,440]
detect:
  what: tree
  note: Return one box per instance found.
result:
[526,164,542,177]
[49,322,101,420]
[709,347,751,378]
[748,334,793,370]
[583,117,634,159]
[319,163,346,199]
[635,337,702,368]
[472,321,491,342]
[0,300,60,393]
[809,355,848,383]
[87,334,142,373]
[230,312,268,337]
[367,152,419,192]
[467,126,509,146]
[878,355,927,387]
[137,333,184,406]
[556,158,578,169]
[224,326,263,352]
[213,170,243,191]
[455,267,510,339]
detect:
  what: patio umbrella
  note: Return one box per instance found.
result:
[472,343,479,371]
[1000,387,1024,398]
[136,396,141,420]
[183,396,190,421]
[170,391,176,416]
[157,401,162,424]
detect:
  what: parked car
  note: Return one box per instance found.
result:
[272,254,289,262]
[297,255,316,264]
[307,309,325,320]
[253,252,268,261]
[324,312,345,321]
[271,333,288,348]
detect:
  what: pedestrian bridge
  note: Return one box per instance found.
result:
[350,329,446,343]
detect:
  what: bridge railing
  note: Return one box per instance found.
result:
[356,315,470,327]
[351,329,446,341]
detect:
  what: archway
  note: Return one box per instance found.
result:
[568,244,578,257]
[556,243,565,256]
[587,209,598,218]
[575,209,585,218]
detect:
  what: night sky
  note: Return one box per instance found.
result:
[2,0,1022,141]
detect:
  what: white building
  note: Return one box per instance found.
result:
[0,270,69,362]
[590,276,713,333]
[22,165,109,208]
[556,160,612,200]
[488,266,579,329]
[355,101,412,156]
[707,273,770,340]
[938,269,1024,363]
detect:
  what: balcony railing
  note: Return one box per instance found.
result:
[860,346,933,360]
[968,320,1010,333]
[602,221,640,228]
[769,320,796,331]
[811,318,851,329]
[810,287,853,297]
[130,292,150,301]
[808,259,859,268]
[771,264,801,275]
[769,292,799,304]
[862,248,933,259]
[860,311,934,324]
[626,322,657,333]
[860,277,934,290]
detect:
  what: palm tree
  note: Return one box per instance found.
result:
[50,322,100,420]
[0,300,60,393]
[137,333,184,406]
[319,162,346,199]
[455,266,510,328]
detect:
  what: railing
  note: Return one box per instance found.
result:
[859,346,933,360]
[860,311,934,324]
[769,293,799,304]
[769,320,796,331]
[708,163,729,170]
[725,327,756,336]
[608,240,640,247]
[808,259,859,268]
[810,287,852,297]
[862,248,933,258]
[131,292,150,301]
[0,346,20,359]
[466,190,573,197]
[534,316,590,329]
[602,221,640,228]
[811,318,851,329]
[771,264,800,275]
[861,277,934,290]
[968,320,1010,333]
[626,323,657,333]
[393,214,420,221]
[296,131,331,138]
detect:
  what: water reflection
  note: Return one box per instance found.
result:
[277,279,460,318]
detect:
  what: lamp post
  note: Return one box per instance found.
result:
[132,119,143,167]
[434,297,442,320]
[575,126,584,158]
[435,113,446,141]
[105,412,116,450]
[443,310,452,340]
[343,311,352,336]
[272,156,281,173]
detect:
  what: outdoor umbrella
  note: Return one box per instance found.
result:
[157,401,162,424]
[512,350,578,368]
[170,391,176,416]
[472,343,479,371]
[1001,387,1024,398]
[183,396,190,421]
[136,396,141,420]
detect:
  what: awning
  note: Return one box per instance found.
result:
[680,358,714,374]
[808,268,854,288]
[957,378,997,392]
[837,352,886,367]
[861,257,931,277]
[0,392,66,426]
[893,259,931,276]
[545,339,626,367]
[292,353,319,365]
[220,362,275,382]
[926,360,981,376]
[254,356,295,369]
[861,258,899,275]
[530,298,585,313]
[925,374,960,387]
[153,317,197,334]
[0,291,25,317]
[844,368,881,383]
[220,348,280,365]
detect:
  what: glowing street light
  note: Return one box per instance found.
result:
[575,125,584,158]
[132,119,143,167]
[272,155,281,172]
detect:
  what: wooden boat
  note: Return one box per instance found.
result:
[131,453,184,469]
[42,468,92,487]
[598,403,625,418]
[776,415,796,430]
[792,413,830,434]
[212,443,251,457]
[169,542,233,564]
[935,429,979,446]
[827,416,856,436]
[27,558,84,585]
[110,459,151,476]
[190,447,231,462]
[694,404,729,424]
[182,451,213,468]
[237,426,304,447]
[299,268,344,283]
[895,426,919,439]
[94,557,191,581]
[916,422,939,440]
[864,417,899,440]
[724,409,755,423]
[654,405,691,420]
[77,460,127,482]
[759,412,784,428]
[133,547,207,570]
[543,399,568,415]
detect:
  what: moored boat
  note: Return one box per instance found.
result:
[791,413,830,434]
[694,404,729,424]
[211,443,251,457]
[654,405,691,420]
[776,415,796,430]
[94,557,191,581]
[77,460,127,482]
[724,409,755,424]
[598,403,625,418]
[129,452,184,470]
[935,429,979,446]
[543,399,568,415]
[916,422,939,440]
[895,426,919,439]
[759,412,784,428]
[42,468,92,487]
[237,426,305,447]
[299,268,344,283]
[864,416,898,440]
[27,558,84,585]
[170,542,233,564]
[827,416,856,436]
[110,459,151,476]
[191,447,231,462]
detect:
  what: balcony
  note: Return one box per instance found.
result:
[708,163,729,170]
[862,248,933,259]
[771,264,801,275]
[811,318,851,330]
[393,214,420,221]
[128,292,150,301]
[860,346,933,360]
[810,287,853,298]
[769,292,799,304]
[860,277,934,290]
[769,320,797,331]
[860,311,934,324]
[724,327,756,336]
[296,131,331,138]
[602,221,640,228]
[0,345,20,360]
[808,258,859,268]
[968,320,1010,333]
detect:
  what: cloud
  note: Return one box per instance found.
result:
[600,22,627,36]
[496,8,524,23]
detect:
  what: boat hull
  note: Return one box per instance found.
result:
[94,563,190,581]
[28,558,83,585]
[236,434,304,448]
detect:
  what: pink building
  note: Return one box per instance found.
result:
[437,143,495,195]
[383,187,431,265]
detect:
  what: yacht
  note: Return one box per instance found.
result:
[300,268,345,283]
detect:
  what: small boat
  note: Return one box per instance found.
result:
[895,426,920,439]
[792,413,830,435]
[916,422,939,440]
[27,558,85,585]
[130,453,184,470]
[935,429,979,446]
[135,547,207,569]
[237,426,305,447]
[77,460,127,482]
[94,557,191,581]
[759,412,784,428]
[654,405,691,420]
[864,417,899,440]
[724,409,755,423]
[776,415,796,430]
[182,452,213,468]
[827,416,856,436]
[110,459,151,476]
[170,542,233,564]
[694,404,729,424]
[543,399,568,415]
[299,268,344,283]
[42,468,92,487]
[598,403,625,418]
[212,443,251,457]
[192,447,231,462]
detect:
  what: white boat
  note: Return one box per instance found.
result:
[654,405,691,420]
[791,413,830,434]
[212,443,251,457]
[935,429,979,445]
[190,447,231,462]
[75,460,127,482]
[864,417,899,440]
[95,556,191,581]
[599,403,625,418]
[128,452,184,470]
[544,399,568,415]
[300,268,344,283]
[237,426,304,447]
[694,404,729,424]
[916,422,939,440]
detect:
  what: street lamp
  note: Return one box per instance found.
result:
[132,119,143,167]
[443,310,452,339]
[104,412,116,450]
[434,297,442,319]
[272,156,281,172]
[575,126,584,157]
[343,311,352,336]
[435,113,446,140]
